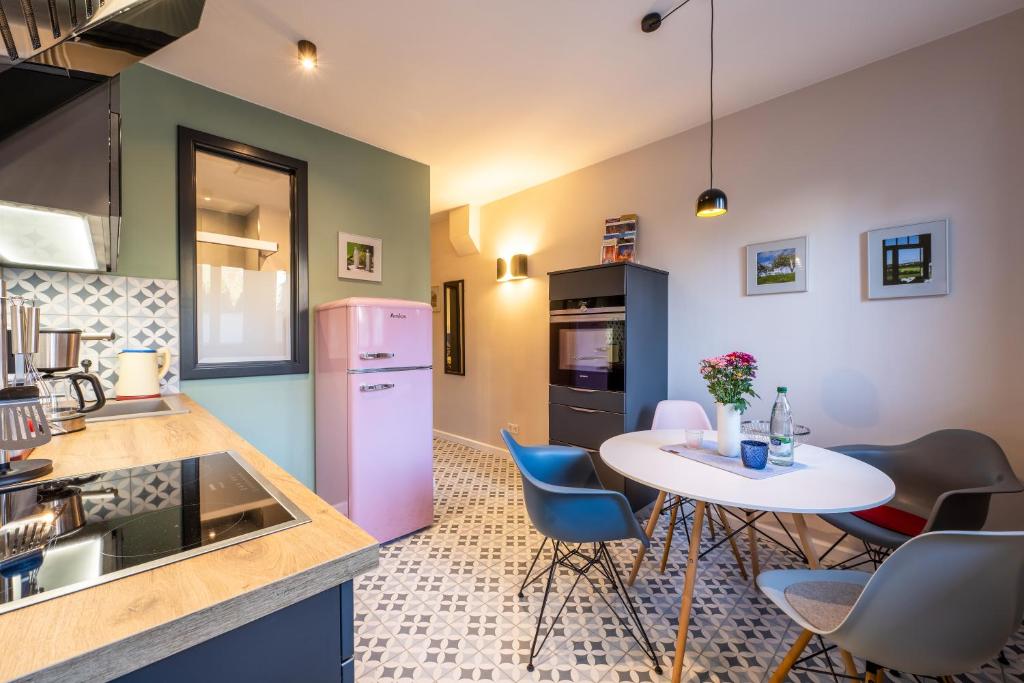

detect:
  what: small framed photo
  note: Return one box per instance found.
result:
[866,220,949,299]
[745,236,807,295]
[338,232,382,282]
[430,285,441,312]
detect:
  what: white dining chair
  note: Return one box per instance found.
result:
[628,400,752,584]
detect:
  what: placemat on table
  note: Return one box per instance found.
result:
[660,442,807,480]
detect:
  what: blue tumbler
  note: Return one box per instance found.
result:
[741,440,769,470]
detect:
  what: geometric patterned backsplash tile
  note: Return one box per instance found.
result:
[2,267,180,397]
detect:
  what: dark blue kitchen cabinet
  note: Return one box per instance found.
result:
[114,581,355,682]
[548,262,668,511]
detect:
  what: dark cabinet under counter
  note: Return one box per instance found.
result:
[114,582,355,683]
[548,262,668,511]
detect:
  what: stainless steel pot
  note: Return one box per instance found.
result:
[33,329,117,374]
[34,329,81,374]
[34,478,116,537]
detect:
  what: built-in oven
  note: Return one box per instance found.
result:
[549,296,625,391]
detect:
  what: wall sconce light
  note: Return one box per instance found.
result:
[298,40,318,70]
[497,254,528,281]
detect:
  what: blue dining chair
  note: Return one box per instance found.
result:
[500,430,662,674]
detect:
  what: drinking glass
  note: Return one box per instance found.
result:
[684,429,704,449]
[741,440,769,470]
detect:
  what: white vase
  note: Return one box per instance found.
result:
[715,403,743,457]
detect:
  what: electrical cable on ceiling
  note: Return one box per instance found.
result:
[662,0,696,24]
[642,0,728,217]
[709,0,715,188]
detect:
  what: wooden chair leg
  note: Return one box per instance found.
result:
[770,629,813,683]
[628,490,666,586]
[671,501,705,683]
[659,497,679,574]
[746,510,760,580]
[706,509,717,540]
[715,506,748,581]
[841,649,860,678]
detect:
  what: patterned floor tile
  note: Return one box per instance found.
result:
[354,611,404,672]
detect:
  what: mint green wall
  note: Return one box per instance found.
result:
[118,65,430,487]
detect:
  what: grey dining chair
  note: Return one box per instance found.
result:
[818,429,1022,568]
[760,530,1024,682]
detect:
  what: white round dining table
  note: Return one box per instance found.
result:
[600,429,895,683]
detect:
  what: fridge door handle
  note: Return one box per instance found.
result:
[360,383,396,392]
[359,352,395,360]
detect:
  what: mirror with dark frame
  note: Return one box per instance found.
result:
[178,127,309,379]
[443,279,465,376]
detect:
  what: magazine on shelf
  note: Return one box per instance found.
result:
[601,213,639,264]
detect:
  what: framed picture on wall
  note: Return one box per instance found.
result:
[745,236,808,295]
[866,220,949,299]
[430,285,441,312]
[338,232,383,282]
[443,280,465,375]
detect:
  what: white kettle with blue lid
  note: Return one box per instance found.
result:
[114,348,171,400]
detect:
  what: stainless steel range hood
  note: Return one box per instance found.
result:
[0,0,205,272]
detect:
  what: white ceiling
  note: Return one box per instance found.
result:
[145,0,1024,214]
[196,150,291,215]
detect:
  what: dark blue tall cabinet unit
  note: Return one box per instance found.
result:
[548,262,668,511]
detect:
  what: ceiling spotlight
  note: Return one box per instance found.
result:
[298,40,318,70]
[641,12,662,33]
[640,0,694,33]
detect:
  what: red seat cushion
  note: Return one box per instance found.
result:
[851,505,927,537]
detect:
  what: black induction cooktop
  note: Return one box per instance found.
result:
[0,451,309,615]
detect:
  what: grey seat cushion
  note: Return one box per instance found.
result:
[783,580,864,632]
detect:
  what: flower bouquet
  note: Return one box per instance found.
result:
[699,352,759,456]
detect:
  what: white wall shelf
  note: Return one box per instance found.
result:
[196,230,278,254]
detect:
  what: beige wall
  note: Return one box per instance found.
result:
[431,11,1024,524]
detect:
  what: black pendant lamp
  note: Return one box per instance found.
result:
[695,0,727,218]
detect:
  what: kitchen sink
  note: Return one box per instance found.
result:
[85,398,189,423]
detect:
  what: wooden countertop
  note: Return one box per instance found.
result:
[0,394,379,683]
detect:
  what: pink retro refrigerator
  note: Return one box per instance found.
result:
[315,297,434,542]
